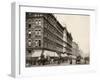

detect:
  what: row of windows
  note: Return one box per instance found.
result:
[43,37,63,52]
[27,13,43,17]
[46,15,63,34]
[44,19,63,38]
[44,41,63,52]
[27,22,42,28]
[26,35,70,51]
[27,20,42,28]
[27,44,63,54]
[44,42,56,50]
[27,39,41,47]
[34,14,43,17]
[27,30,63,49]
[35,19,42,26]
[67,38,72,47]
[26,29,42,38]
[26,38,63,53]
[44,35,63,46]
[44,28,63,46]
[34,40,41,47]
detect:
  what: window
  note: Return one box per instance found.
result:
[34,14,42,17]
[35,20,38,25]
[38,20,42,25]
[28,30,31,38]
[35,30,38,35]
[35,40,41,47]
[28,31,31,34]
[28,24,31,28]
[28,34,31,38]
[28,50,31,54]
[39,40,41,47]
[35,19,42,26]
[28,42,31,46]
[35,29,41,36]
[38,30,41,35]
[28,39,32,46]
[35,40,38,47]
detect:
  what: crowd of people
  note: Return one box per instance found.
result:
[26,53,89,67]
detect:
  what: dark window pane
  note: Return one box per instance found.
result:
[28,50,31,53]
[28,24,31,28]
[39,40,41,47]
[28,34,31,38]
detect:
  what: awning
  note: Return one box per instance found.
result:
[64,54,68,57]
[43,50,59,57]
[32,50,42,57]
[71,55,76,59]
[61,54,64,57]
[61,54,68,57]
[27,50,59,58]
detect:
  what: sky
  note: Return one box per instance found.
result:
[54,14,90,55]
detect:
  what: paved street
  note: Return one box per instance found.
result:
[28,60,87,67]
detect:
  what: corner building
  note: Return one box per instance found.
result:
[26,12,72,63]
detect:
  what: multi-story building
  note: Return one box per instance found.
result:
[26,12,73,64]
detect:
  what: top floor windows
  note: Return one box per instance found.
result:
[34,14,43,17]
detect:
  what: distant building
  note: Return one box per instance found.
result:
[63,27,73,56]
[72,42,80,57]
[26,12,73,64]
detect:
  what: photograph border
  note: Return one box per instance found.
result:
[11,2,96,78]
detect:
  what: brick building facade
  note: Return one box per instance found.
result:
[26,12,73,64]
